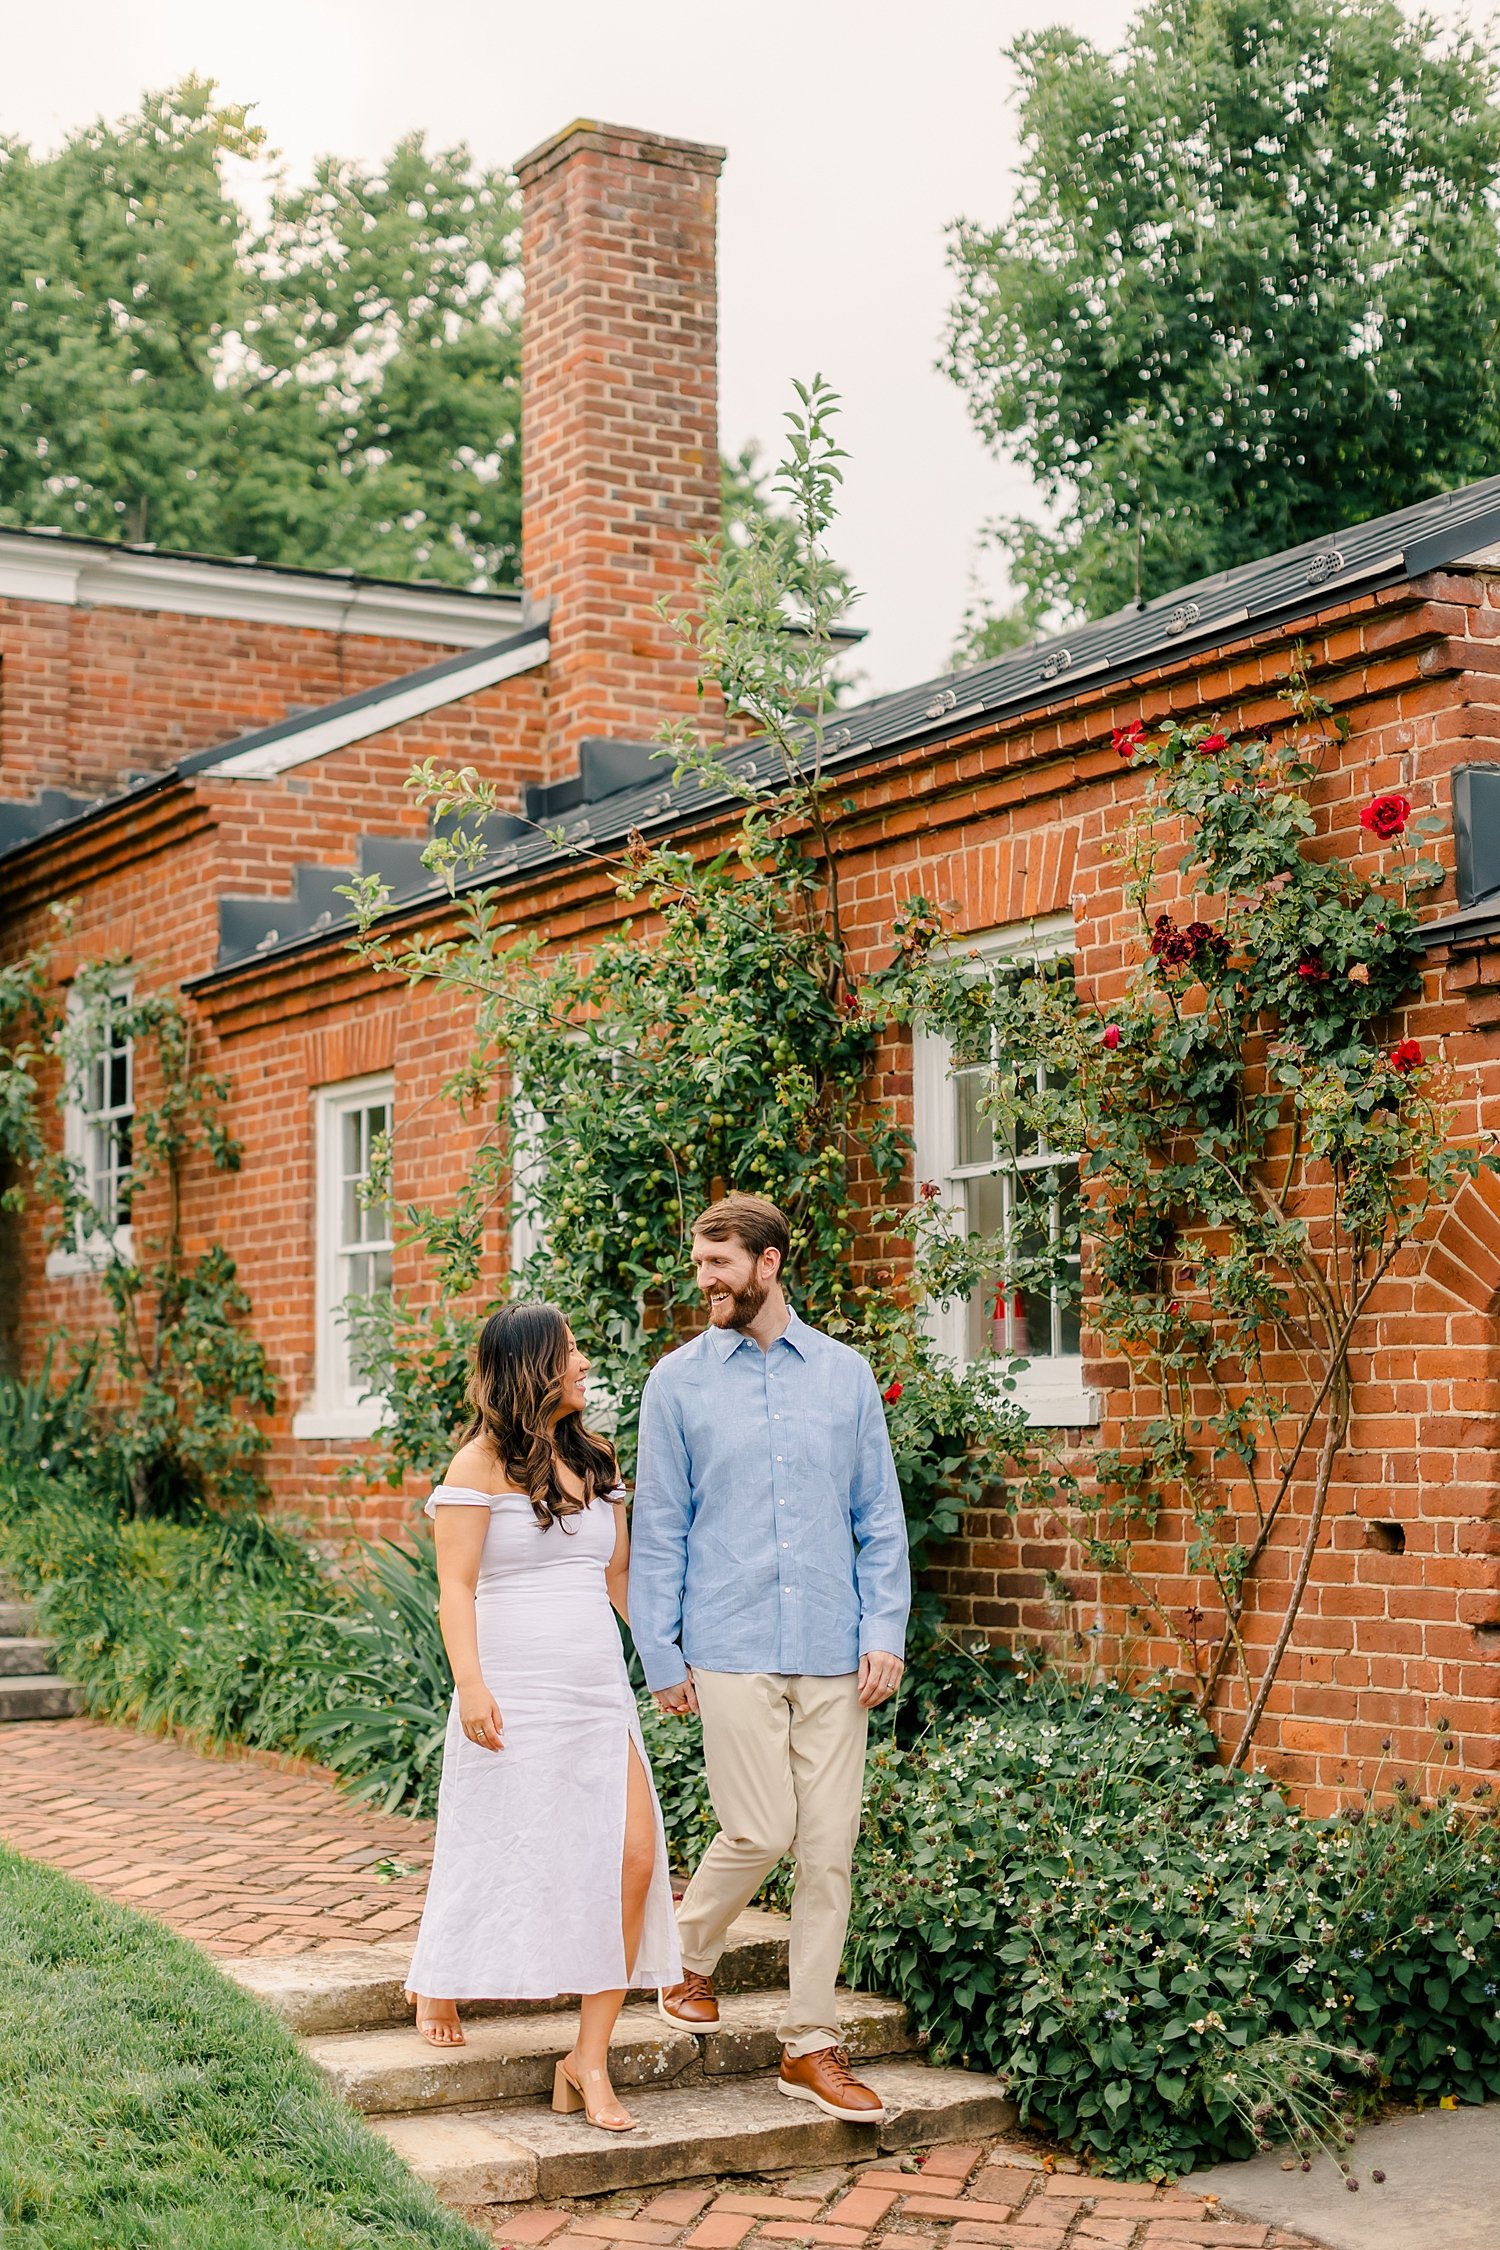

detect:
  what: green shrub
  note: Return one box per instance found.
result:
[846,1680,1500,2179]
[0,1354,114,1490]
[0,1470,339,1753]
[637,1697,718,1876]
[300,1537,455,1816]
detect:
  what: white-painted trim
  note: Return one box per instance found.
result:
[212,632,549,778]
[0,530,524,647]
[46,1224,134,1281]
[291,1402,392,1442]
[300,1072,396,1436]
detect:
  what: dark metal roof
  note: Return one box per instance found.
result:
[1416,897,1500,949]
[186,470,1500,986]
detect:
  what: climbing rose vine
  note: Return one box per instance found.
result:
[883,674,1494,1759]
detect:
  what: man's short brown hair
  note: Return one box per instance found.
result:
[691,1192,791,1274]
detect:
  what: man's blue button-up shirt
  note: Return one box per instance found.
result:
[628,1309,911,1692]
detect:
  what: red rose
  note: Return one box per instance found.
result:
[1102,1024,1121,1049]
[1389,1038,1423,1075]
[842,989,860,1013]
[918,1179,941,1201]
[1296,957,1328,982]
[1198,732,1228,755]
[1112,720,1145,758]
[883,1380,903,1404]
[1360,793,1411,841]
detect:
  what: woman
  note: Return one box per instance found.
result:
[404,1303,681,2133]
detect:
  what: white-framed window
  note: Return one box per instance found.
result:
[293,1074,395,1441]
[913,914,1098,1427]
[45,979,135,1278]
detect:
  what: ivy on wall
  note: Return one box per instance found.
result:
[342,380,1030,1590]
[0,921,273,1516]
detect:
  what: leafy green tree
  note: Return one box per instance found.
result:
[0,78,521,584]
[946,0,1500,623]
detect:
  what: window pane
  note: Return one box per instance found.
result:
[336,1098,392,1288]
[340,1108,365,1244]
[955,1065,993,1168]
[1056,1169,1082,1355]
[963,1170,1006,1359]
[1009,1188,1048,1357]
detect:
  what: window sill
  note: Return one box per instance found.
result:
[45,1228,133,1279]
[291,1402,391,1442]
[1012,1387,1101,1430]
[963,1359,1101,1430]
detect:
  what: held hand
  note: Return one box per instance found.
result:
[458,1684,505,1751]
[857,1651,905,1709]
[654,1674,699,1717]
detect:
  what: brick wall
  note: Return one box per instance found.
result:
[0,595,486,803]
[823,572,1500,1811]
[516,120,725,772]
[5,560,1497,1805]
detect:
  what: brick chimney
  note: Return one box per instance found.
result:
[515,120,725,774]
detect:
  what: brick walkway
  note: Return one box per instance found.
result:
[0,1716,434,1954]
[466,2145,1323,2250]
[0,1719,1330,2249]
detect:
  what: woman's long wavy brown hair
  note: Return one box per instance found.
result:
[463,1302,619,1531]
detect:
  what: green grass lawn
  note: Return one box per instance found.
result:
[0,1846,487,2250]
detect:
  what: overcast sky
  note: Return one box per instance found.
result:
[0,1,1456,695]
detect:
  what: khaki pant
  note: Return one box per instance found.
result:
[676,1670,868,2056]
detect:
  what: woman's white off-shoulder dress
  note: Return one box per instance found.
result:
[405,1486,682,1999]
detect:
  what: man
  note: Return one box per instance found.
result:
[629,1192,910,2125]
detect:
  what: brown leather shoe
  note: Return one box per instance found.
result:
[658,1970,720,2029]
[778,2043,886,2122]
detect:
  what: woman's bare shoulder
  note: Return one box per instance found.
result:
[443,1437,514,1494]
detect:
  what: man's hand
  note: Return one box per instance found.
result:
[654,1674,699,1717]
[857,1651,904,1709]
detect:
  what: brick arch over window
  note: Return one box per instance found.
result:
[1425,1166,1500,1314]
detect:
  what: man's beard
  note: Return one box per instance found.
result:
[707,1274,767,1331]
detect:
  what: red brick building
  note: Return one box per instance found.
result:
[1,118,1496,1806]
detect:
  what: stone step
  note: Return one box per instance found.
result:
[306,1987,916,2116]
[0,1674,80,1722]
[0,1600,37,1637]
[370,2058,1018,2205]
[230,1907,792,2035]
[0,1637,56,1678]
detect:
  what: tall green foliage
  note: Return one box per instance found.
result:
[0,935,273,1515]
[946,0,1500,624]
[0,78,522,582]
[342,379,1026,1577]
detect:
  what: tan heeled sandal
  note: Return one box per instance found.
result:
[552,2056,636,2132]
[404,1988,465,2047]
